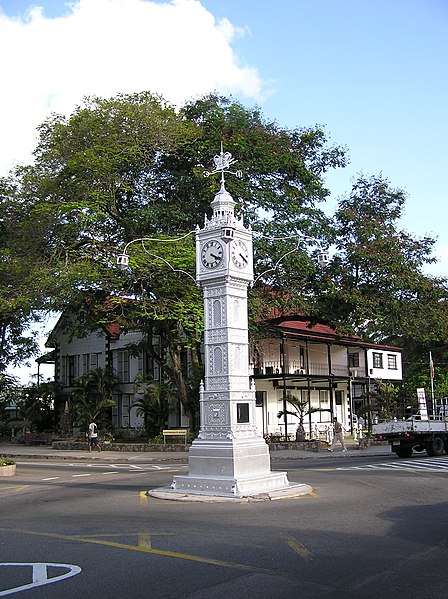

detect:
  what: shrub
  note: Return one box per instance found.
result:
[0,456,16,466]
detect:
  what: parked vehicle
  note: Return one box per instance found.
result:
[372,399,448,458]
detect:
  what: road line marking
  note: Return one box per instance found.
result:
[281,534,314,561]
[140,491,149,505]
[72,474,91,478]
[0,563,81,597]
[0,527,274,574]
[68,533,174,539]
[102,472,119,475]
[42,477,60,481]
[138,532,151,548]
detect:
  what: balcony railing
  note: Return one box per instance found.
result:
[251,361,362,378]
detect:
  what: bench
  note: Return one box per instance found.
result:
[162,429,188,444]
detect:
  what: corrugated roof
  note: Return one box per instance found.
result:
[274,319,402,351]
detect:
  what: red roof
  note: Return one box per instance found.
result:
[273,318,401,351]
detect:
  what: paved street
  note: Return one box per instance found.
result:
[1,443,448,598]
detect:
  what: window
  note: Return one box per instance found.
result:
[319,390,329,406]
[68,355,79,385]
[237,403,250,423]
[372,352,383,369]
[387,354,397,370]
[255,391,266,407]
[348,352,360,368]
[299,346,305,369]
[82,353,99,375]
[117,350,130,382]
[352,383,364,399]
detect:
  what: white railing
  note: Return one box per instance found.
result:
[250,361,354,377]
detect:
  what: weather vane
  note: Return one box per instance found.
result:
[204,143,242,183]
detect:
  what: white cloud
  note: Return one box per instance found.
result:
[0,0,265,175]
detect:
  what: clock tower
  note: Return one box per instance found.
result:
[171,148,291,497]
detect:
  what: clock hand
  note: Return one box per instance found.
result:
[210,252,221,260]
[239,253,248,263]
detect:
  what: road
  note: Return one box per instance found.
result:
[1,453,448,598]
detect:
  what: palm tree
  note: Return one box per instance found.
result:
[132,381,174,439]
[72,368,119,430]
[277,393,320,440]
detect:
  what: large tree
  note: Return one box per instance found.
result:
[312,174,448,343]
[0,177,43,381]
[5,92,347,425]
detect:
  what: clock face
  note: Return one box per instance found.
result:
[231,239,249,269]
[201,240,224,269]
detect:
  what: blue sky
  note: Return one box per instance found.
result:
[203,0,448,274]
[1,0,447,381]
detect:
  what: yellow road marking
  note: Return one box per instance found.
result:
[139,490,149,505]
[138,532,151,548]
[282,534,314,561]
[0,485,30,493]
[0,527,273,574]
[71,531,175,541]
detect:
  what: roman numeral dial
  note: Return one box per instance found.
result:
[231,239,249,269]
[201,240,224,268]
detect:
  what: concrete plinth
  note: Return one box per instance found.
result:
[168,436,292,498]
[148,482,312,502]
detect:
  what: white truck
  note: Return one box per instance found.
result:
[372,417,448,458]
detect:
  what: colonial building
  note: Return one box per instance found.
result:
[46,311,402,439]
[46,314,170,432]
[250,315,402,439]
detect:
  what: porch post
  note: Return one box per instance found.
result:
[280,335,288,440]
[327,343,334,418]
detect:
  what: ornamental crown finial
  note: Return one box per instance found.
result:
[204,143,242,183]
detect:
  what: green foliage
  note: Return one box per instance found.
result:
[1,91,348,425]
[359,379,399,421]
[71,368,118,429]
[3,90,448,427]
[148,432,164,444]
[0,178,42,378]
[132,380,173,438]
[312,174,448,345]
[10,383,56,433]
[277,393,320,426]
[0,456,15,466]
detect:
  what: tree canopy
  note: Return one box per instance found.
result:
[313,174,448,343]
[2,90,448,412]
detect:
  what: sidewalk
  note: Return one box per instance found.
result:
[0,442,392,463]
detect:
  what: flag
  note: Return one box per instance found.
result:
[429,352,435,380]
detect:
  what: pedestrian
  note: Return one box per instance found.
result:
[327,417,347,452]
[88,420,101,452]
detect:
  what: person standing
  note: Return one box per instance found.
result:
[88,421,101,452]
[327,417,347,452]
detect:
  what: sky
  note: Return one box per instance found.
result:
[1,0,447,383]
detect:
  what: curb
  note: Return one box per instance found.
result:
[148,483,313,502]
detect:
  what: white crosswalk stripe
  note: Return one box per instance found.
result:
[338,456,448,472]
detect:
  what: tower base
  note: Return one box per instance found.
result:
[170,436,291,498]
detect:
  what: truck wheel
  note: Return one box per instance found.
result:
[426,437,444,457]
[394,446,413,458]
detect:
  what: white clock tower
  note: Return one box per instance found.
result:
[171,148,291,497]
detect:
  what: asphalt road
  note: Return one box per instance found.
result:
[1,454,448,598]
